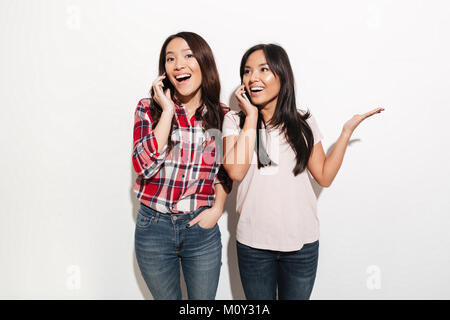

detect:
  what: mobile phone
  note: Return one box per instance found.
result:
[162,75,171,89]
[160,73,173,98]
[241,84,250,102]
[150,73,172,98]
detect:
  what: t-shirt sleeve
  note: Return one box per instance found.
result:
[300,110,323,145]
[222,111,241,137]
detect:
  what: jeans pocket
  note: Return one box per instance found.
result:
[136,210,155,229]
[197,223,218,231]
[187,206,214,231]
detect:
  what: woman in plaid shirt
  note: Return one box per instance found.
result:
[132,32,231,300]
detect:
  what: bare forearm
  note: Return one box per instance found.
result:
[308,107,384,187]
[224,115,258,180]
[322,130,352,187]
[213,183,227,211]
[153,110,174,153]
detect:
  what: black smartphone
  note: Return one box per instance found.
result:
[151,73,172,98]
[241,83,250,102]
[162,74,172,89]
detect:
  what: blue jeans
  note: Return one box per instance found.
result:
[135,203,222,300]
[236,240,319,300]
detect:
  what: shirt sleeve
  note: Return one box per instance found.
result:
[131,98,168,179]
[210,108,235,193]
[222,111,241,137]
[298,108,323,146]
[306,113,324,145]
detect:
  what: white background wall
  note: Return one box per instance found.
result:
[1,0,449,299]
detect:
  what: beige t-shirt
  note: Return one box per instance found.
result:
[223,110,324,252]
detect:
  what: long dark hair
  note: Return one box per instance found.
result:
[150,32,230,192]
[150,31,224,150]
[239,44,314,176]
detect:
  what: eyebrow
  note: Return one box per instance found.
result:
[244,63,269,68]
[166,48,192,55]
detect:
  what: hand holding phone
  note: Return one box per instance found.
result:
[242,91,250,102]
[235,84,258,117]
[161,72,172,90]
[151,73,174,113]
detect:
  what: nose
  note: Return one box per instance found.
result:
[175,58,186,71]
[249,70,259,83]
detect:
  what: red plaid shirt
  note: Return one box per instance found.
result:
[132,98,230,214]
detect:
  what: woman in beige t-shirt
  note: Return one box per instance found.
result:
[223,44,384,300]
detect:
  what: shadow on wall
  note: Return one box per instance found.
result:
[130,168,153,300]
[224,185,244,299]
[309,139,361,198]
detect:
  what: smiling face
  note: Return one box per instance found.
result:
[242,49,281,109]
[165,37,203,102]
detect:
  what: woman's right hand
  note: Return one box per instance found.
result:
[234,85,258,118]
[151,74,175,113]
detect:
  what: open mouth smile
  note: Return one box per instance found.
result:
[250,86,264,95]
[175,73,192,83]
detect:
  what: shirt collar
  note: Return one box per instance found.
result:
[172,98,207,117]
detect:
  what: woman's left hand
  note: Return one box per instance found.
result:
[343,107,385,135]
[188,206,223,229]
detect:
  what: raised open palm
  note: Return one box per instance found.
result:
[343,107,385,134]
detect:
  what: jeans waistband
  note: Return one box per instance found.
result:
[139,203,209,222]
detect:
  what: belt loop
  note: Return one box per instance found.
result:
[154,211,160,223]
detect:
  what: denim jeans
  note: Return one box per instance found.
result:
[135,203,222,300]
[236,240,319,300]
